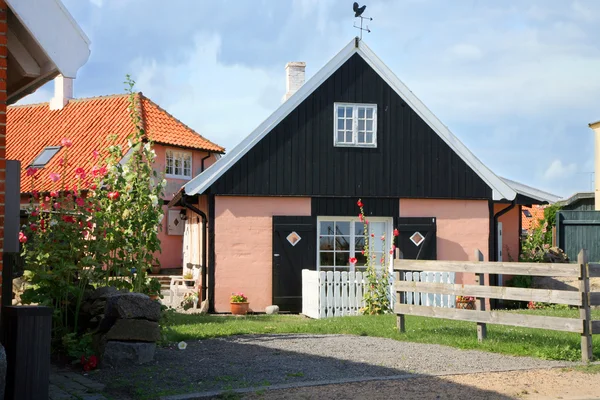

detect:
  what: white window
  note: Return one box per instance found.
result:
[30,146,61,168]
[166,149,192,179]
[334,103,377,148]
[317,216,392,272]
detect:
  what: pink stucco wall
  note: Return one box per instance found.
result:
[399,199,490,285]
[495,204,520,262]
[213,196,312,313]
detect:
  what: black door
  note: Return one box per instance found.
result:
[396,217,437,260]
[273,216,316,312]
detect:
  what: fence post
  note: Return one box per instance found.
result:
[395,269,405,333]
[475,249,487,342]
[578,249,593,362]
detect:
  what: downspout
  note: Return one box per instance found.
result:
[201,153,211,172]
[493,201,516,262]
[180,195,208,304]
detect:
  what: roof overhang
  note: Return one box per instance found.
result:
[500,177,562,205]
[6,0,90,104]
[183,38,517,201]
[556,191,594,207]
[589,120,600,129]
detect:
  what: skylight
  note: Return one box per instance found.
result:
[30,146,61,168]
[522,210,532,218]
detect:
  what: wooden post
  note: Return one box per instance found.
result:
[475,249,487,342]
[578,249,593,362]
[395,270,406,333]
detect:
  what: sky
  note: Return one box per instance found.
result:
[20,0,600,198]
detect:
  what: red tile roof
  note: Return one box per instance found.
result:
[522,205,546,231]
[7,93,224,192]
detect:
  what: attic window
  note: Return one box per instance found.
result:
[30,146,61,168]
[166,149,192,179]
[334,103,377,148]
[523,210,532,218]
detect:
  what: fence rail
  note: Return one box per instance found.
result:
[393,249,599,362]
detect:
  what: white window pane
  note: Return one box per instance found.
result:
[320,252,334,266]
[366,120,373,131]
[320,221,335,235]
[345,131,353,143]
[337,131,345,143]
[366,108,374,118]
[366,132,373,143]
[335,236,351,251]
[358,120,365,131]
[320,237,334,250]
[335,252,351,267]
[335,222,350,235]
[345,107,352,116]
[358,132,365,143]
[338,119,344,130]
[337,107,344,118]
[358,107,365,118]
[345,119,353,130]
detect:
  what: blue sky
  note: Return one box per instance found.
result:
[20,0,600,198]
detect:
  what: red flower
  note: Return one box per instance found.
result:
[393,228,399,237]
[370,233,374,238]
[349,257,358,265]
[87,355,98,369]
[90,184,97,190]
[30,223,38,232]
[53,202,61,210]
[365,219,369,225]
[61,138,73,147]
[107,191,120,200]
[40,220,46,230]
[92,150,99,159]
[50,190,59,198]
[18,232,27,243]
[32,190,39,199]
[361,250,365,255]
[357,199,363,208]
[358,214,363,222]
[99,166,107,176]
[62,215,75,223]
[87,221,93,229]
[75,167,86,180]
[31,210,39,217]
[76,197,85,207]
[26,167,39,177]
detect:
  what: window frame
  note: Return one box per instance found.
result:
[316,216,393,273]
[29,146,61,168]
[333,103,378,148]
[165,148,193,180]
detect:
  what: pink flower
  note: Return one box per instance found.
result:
[75,167,86,180]
[92,150,99,159]
[53,202,61,210]
[32,190,39,199]
[30,223,38,232]
[107,191,120,200]
[58,158,65,167]
[349,257,357,265]
[358,214,363,222]
[49,172,61,182]
[61,138,73,147]
[380,235,385,241]
[361,250,365,255]
[370,233,374,238]
[393,229,399,237]
[76,197,85,207]
[26,168,39,177]
[44,196,51,202]
[365,219,369,225]
[50,191,59,198]
[18,232,27,243]
[99,166,107,176]
[31,210,39,217]
[357,199,363,208]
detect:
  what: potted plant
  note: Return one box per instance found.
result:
[456,295,476,310]
[181,292,199,311]
[144,277,163,300]
[151,263,161,275]
[230,292,249,315]
[183,271,194,287]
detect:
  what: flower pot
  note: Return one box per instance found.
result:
[151,265,161,274]
[149,295,159,301]
[230,302,249,316]
[456,300,475,310]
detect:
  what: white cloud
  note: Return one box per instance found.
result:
[15,87,52,105]
[543,159,577,180]
[89,0,103,7]
[446,43,483,61]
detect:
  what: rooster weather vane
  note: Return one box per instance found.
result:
[353,2,372,40]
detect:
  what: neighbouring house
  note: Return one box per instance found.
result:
[170,38,557,313]
[1,0,90,302]
[557,192,594,211]
[521,205,547,235]
[7,78,224,272]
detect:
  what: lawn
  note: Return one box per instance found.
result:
[165,308,600,362]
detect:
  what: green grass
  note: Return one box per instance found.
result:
[165,308,600,361]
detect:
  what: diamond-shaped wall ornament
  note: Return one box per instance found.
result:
[173,219,180,226]
[286,231,302,246]
[410,231,425,246]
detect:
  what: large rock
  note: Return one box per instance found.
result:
[87,286,120,301]
[101,341,155,368]
[105,319,161,342]
[105,293,161,321]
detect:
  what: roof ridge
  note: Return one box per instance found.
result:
[140,94,225,153]
[8,93,130,110]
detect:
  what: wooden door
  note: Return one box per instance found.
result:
[396,217,437,260]
[272,216,316,312]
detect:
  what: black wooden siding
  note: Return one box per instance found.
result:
[210,53,492,199]
[312,197,399,218]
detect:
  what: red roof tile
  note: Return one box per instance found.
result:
[522,205,546,231]
[7,93,224,192]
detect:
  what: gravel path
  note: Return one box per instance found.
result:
[88,334,578,399]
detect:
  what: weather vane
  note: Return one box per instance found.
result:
[353,2,372,40]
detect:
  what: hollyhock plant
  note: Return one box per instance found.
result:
[26,167,39,177]
[61,138,73,147]
[75,167,86,180]
[18,232,27,243]
[49,172,61,182]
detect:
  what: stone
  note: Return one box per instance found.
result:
[265,305,279,315]
[89,299,107,316]
[105,293,161,321]
[105,319,160,342]
[543,247,569,263]
[101,341,155,368]
[96,315,117,333]
[0,344,6,399]
[87,286,119,301]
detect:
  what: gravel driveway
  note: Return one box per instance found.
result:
[88,334,577,399]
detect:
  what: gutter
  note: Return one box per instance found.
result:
[180,194,208,304]
[493,201,516,262]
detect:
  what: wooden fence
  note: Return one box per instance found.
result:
[393,249,599,362]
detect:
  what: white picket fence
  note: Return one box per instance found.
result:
[302,269,456,319]
[401,271,456,308]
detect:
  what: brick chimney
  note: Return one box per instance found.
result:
[282,62,306,102]
[590,120,600,210]
[49,75,74,110]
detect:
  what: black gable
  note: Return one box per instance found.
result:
[210,53,492,199]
